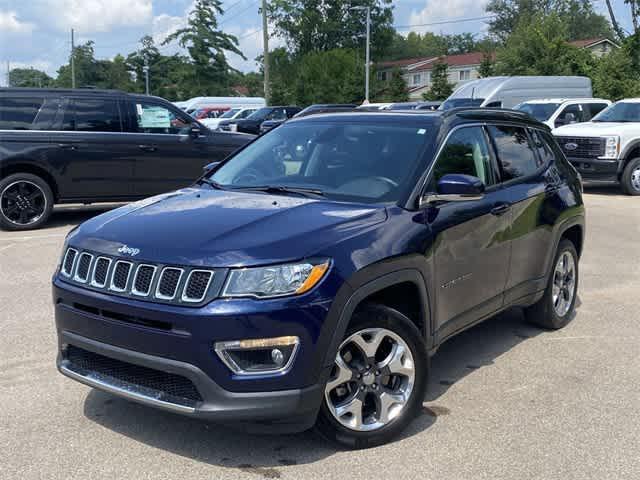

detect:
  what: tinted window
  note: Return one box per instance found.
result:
[489,125,539,180]
[441,98,485,110]
[210,122,434,204]
[593,102,640,122]
[135,102,191,134]
[238,109,255,118]
[431,127,495,189]
[585,103,608,119]
[555,104,584,127]
[530,129,555,165]
[515,103,561,121]
[0,96,56,130]
[62,98,121,132]
[268,108,287,120]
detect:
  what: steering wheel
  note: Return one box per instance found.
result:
[234,168,262,185]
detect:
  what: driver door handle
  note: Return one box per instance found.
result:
[138,144,157,152]
[491,203,511,216]
[57,143,77,150]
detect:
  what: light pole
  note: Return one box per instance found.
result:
[350,6,371,104]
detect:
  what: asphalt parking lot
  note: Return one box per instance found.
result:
[1,188,639,480]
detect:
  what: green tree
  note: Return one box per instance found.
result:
[8,68,53,87]
[487,0,613,42]
[266,47,298,105]
[478,52,495,78]
[384,68,409,102]
[56,41,98,87]
[163,0,244,96]
[294,48,365,105]
[496,14,595,76]
[422,62,453,101]
[590,41,640,100]
[268,0,394,58]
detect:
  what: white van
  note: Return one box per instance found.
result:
[180,96,266,114]
[514,98,611,129]
[441,76,593,110]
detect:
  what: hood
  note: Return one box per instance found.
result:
[553,121,638,137]
[71,188,387,268]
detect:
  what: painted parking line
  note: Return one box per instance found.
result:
[0,233,67,242]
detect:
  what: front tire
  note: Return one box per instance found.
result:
[0,173,54,231]
[621,157,640,196]
[316,303,428,449]
[525,239,579,329]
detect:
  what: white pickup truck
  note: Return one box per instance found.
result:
[553,99,640,195]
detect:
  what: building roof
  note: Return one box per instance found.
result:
[569,37,619,48]
[377,51,487,72]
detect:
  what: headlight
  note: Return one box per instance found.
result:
[602,136,620,159]
[222,260,330,299]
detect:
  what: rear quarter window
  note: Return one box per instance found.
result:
[62,98,122,132]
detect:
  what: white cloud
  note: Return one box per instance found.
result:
[407,0,489,34]
[152,13,186,45]
[43,0,152,32]
[0,10,34,33]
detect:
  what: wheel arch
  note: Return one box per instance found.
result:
[619,141,640,176]
[321,265,432,370]
[1,161,59,201]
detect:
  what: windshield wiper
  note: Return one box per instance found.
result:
[231,185,325,198]
[196,177,226,189]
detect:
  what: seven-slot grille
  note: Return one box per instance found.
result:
[59,247,215,305]
[555,136,606,159]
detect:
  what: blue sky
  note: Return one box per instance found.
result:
[0,0,633,85]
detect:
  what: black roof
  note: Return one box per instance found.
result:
[288,107,545,129]
[0,87,127,95]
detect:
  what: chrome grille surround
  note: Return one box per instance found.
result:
[181,270,214,303]
[109,261,133,292]
[73,253,94,283]
[58,247,220,306]
[90,257,112,288]
[131,264,157,297]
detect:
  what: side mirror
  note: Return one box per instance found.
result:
[203,161,221,173]
[420,174,485,207]
[189,123,202,139]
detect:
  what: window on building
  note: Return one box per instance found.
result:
[412,74,421,85]
[377,71,388,82]
[459,70,471,81]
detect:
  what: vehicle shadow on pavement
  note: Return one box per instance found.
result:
[583,185,625,196]
[44,204,122,230]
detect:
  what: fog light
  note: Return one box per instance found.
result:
[214,336,299,375]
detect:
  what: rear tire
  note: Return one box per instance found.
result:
[525,239,579,329]
[620,157,640,196]
[316,303,428,449]
[0,173,54,231]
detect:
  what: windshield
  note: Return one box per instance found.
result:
[592,102,640,122]
[246,107,272,121]
[441,98,485,110]
[220,108,241,119]
[514,103,562,121]
[209,121,434,204]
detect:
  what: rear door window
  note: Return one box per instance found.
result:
[62,98,122,132]
[488,125,540,181]
[0,96,59,130]
[529,129,555,165]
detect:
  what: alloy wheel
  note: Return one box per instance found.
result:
[324,328,416,432]
[552,251,576,317]
[0,181,47,226]
[631,165,640,192]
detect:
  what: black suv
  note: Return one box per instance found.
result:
[54,109,585,448]
[218,106,302,134]
[0,88,253,230]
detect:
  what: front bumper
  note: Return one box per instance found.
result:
[53,276,337,430]
[566,157,620,182]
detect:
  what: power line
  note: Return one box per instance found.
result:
[393,15,496,30]
[218,0,260,27]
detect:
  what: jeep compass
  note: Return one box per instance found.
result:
[53,109,585,448]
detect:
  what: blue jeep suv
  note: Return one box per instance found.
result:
[53,109,585,448]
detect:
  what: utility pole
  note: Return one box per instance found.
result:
[261,0,270,105]
[6,61,9,87]
[143,55,150,95]
[71,28,76,88]
[350,6,371,104]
